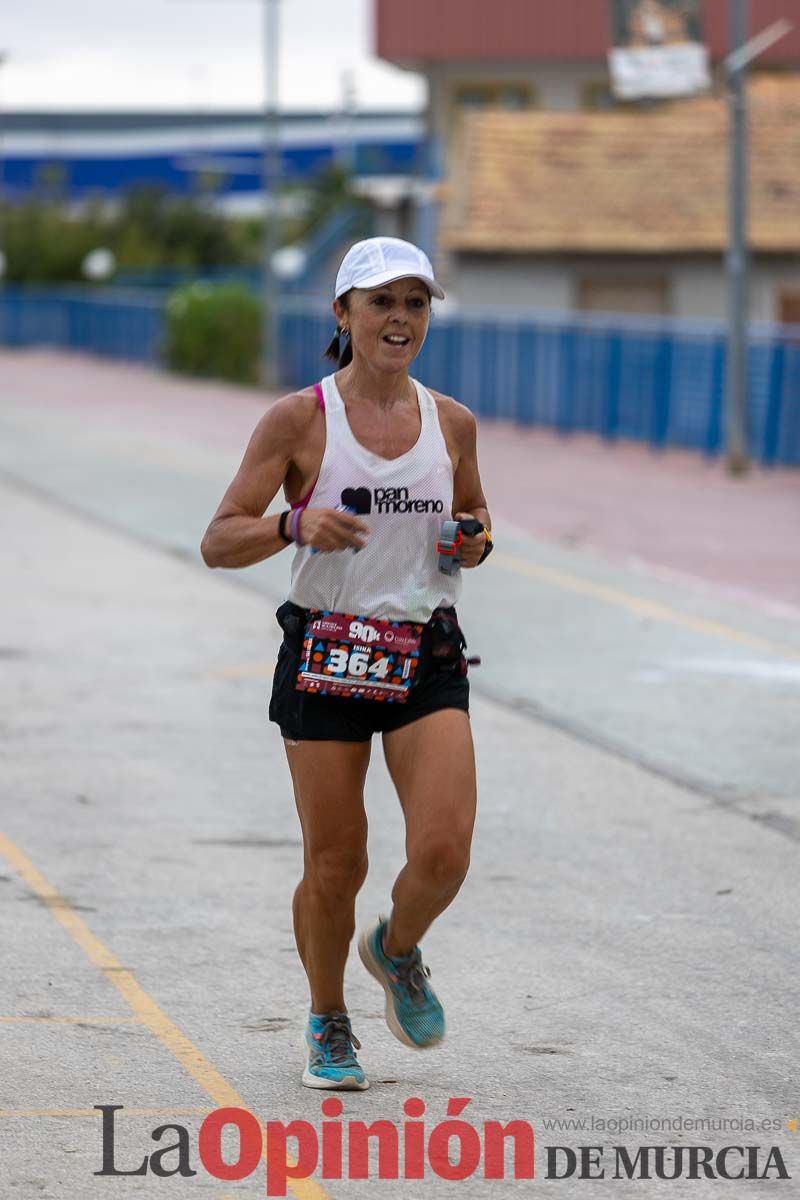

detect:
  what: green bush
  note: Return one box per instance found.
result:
[2,198,108,283]
[164,283,262,384]
[0,186,261,284]
[0,167,365,285]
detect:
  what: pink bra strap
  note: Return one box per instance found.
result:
[291,484,315,512]
[313,382,325,411]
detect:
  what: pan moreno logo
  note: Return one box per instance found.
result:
[373,486,444,515]
[340,486,444,516]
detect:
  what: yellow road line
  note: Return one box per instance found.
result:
[495,552,800,661]
[0,832,331,1200]
[0,1015,141,1025]
[0,1107,211,1119]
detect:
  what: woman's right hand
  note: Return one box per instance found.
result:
[297,507,369,552]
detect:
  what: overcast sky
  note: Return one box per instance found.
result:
[1,0,426,111]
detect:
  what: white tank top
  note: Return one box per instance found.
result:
[288,373,461,622]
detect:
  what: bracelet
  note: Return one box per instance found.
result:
[289,507,305,546]
[277,510,292,543]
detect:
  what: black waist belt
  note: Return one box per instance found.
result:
[276,601,465,673]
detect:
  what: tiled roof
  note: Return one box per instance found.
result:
[442,76,800,254]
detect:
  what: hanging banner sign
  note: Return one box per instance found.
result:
[608,0,711,100]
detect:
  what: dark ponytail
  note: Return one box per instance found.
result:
[323,328,353,367]
[324,295,353,367]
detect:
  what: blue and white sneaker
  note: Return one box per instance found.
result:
[301,1011,369,1090]
[358,916,445,1050]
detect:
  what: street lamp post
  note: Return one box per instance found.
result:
[167,0,283,388]
[0,52,8,285]
[726,0,749,475]
[261,0,281,391]
[723,6,793,474]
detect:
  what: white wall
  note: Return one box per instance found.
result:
[447,256,572,312]
[448,254,800,322]
[675,260,800,322]
[672,263,726,320]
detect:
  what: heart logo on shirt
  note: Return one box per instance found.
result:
[341,487,372,515]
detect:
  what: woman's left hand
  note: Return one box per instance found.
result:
[454,512,488,569]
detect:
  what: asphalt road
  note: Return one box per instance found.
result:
[1,352,798,1198]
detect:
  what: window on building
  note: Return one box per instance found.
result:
[453,82,537,111]
[578,277,670,316]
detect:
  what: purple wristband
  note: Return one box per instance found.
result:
[290,507,305,546]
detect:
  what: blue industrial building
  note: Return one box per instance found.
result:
[1,110,424,210]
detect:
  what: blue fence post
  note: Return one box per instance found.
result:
[762,339,786,467]
[603,331,622,441]
[446,324,457,405]
[704,337,725,457]
[557,326,577,434]
[651,334,673,449]
[514,326,536,425]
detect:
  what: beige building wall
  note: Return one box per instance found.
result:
[422,59,800,326]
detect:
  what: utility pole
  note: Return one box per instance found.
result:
[167,0,283,387]
[0,52,8,285]
[336,68,357,176]
[724,6,793,474]
[726,0,749,475]
[261,0,281,390]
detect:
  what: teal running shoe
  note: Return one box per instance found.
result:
[358,916,445,1049]
[301,1011,369,1090]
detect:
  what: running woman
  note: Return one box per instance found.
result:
[201,237,492,1090]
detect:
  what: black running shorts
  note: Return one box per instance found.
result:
[268,601,470,742]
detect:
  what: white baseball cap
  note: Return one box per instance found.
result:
[334,236,445,301]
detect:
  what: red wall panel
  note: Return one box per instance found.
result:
[376,0,800,65]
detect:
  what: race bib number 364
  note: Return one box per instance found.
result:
[296,611,423,703]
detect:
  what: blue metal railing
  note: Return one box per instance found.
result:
[0,286,165,364]
[1,286,798,466]
[279,300,800,467]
